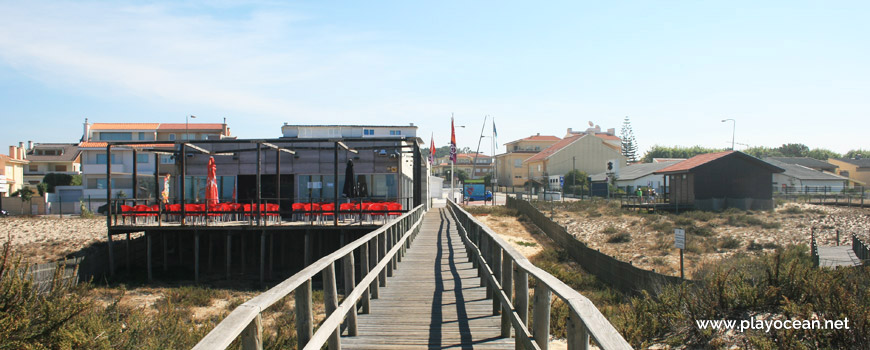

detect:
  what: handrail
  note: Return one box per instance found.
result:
[193,204,426,350]
[447,200,632,350]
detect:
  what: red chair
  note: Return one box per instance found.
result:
[120,205,134,225]
[387,202,403,219]
[368,203,386,224]
[291,203,305,221]
[321,203,335,222]
[303,203,321,224]
[339,203,354,221]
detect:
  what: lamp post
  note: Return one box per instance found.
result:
[721,118,735,150]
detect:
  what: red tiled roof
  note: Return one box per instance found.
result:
[518,135,560,142]
[79,141,174,149]
[91,123,160,130]
[456,153,491,158]
[595,133,621,141]
[654,151,735,173]
[523,135,582,163]
[157,123,225,130]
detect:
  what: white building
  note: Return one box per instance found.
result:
[765,158,850,193]
[590,161,680,194]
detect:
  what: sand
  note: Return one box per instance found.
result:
[0,216,108,263]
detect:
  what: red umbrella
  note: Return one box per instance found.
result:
[206,156,219,206]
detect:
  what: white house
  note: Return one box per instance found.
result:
[764,158,850,193]
[589,161,680,194]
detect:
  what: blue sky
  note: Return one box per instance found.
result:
[0,1,867,156]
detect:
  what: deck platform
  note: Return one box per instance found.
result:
[341,208,514,349]
[817,246,862,268]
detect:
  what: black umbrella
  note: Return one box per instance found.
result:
[342,160,356,198]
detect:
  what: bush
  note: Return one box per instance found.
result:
[717,237,741,250]
[601,225,619,234]
[607,232,631,243]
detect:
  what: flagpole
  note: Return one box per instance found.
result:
[492,117,496,205]
[450,114,454,203]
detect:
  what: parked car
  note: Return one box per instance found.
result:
[97,202,122,215]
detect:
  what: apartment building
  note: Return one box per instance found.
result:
[523,127,625,187]
[494,134,560,187]
[827,158,870,187]
[0,145,29,198]
[22,142,82,186]
[432,153,492,180]
[79,120,231,208]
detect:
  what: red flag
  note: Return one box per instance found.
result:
[450,117,457,164]
[429,133,436,165]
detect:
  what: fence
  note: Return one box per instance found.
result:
[448,200,631,350]
[811,230,820,267]
[506,196,684,293]
[774,185,867,207]
[193,204,425,350]
[852,234,869,266]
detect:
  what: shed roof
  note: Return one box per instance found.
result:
[655,151,784,174]
[765,157,838,171]
[506,135,561,144]
[832,158,870,168]
[590,161,680,182]
[766,159,850,181]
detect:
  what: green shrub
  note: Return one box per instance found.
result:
[718,236,741,250]
[607,232,631,243]
[601,225,619,234]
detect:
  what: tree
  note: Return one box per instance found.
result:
[422,145,453,159]
[10,186,34,213]
[483,173,492,187]
[641,145,725,163]
[620,116,638,163]
[778,143,810,157]
[845,149,870,159]
[36,183,47,197]
[806,148,841,160]
[41,173,80,193]
[563,170,589,195]
[444,169,469,183]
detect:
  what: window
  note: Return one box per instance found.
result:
[160,155,175,164]
[363,129,374,136]
[389,130,401,136]
[99,132,133,141]
[96,154,121,164]
[54,165,67,172]
[535,146,540,151]
[28,165,38,172]
[514,159,522,168]
[96,178,107,189]
[537,165,541,171]
[137,154,149,164]
[138,132,145,140]
[169,134,176,141]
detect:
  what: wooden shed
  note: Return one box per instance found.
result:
[654,151,784,211]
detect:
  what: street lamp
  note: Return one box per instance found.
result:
[721,119,735,150]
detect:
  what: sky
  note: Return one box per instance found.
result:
[0,1,867,157]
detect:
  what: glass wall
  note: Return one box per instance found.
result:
[182,175,235,203]
[297,174,398,201]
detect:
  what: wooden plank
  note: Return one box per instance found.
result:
[241,312,263,350]
[323,262,341,349]
[295,279,313,348]
[343,252,358,336]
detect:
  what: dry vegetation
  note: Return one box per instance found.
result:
[466,205,870,349]
[529,199,870,278]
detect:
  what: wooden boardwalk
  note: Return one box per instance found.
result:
[341,208,514,349]
[817,246,862,268]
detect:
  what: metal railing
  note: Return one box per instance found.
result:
[852,234,869,265]
[446,200,631,350]
[192,204,426,350]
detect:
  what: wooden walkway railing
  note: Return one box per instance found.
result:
[192,204,426,350]
[447,200,632,350]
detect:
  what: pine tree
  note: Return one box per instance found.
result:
[620,116,638,163]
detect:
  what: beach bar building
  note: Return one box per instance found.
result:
[655,151,784,211]
[100,123,429,285]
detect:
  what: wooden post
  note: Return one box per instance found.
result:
[260,231,266,286]
[386,229,394,278]
[194,231,200,283]
[107,233,115,277]
[567,309,589,350]
[515,268,529,328]
[241,313,263,350]
[360,241,371,313]
[269,233,274,279]
[501,255,513,337]
[378,232,387,287]
[295,279,313,348]
[304,230,311,266]
[322,262,341,349]
[125,232,131,273]
[492,245,502,315]
[162,233,168,272]
[226,233,232,280]
[343,253,358,336]
[533,282,551,350]
[146,232,153,282]
[241,233,246,274]
[208,233,214,272]
[370,236,380,298]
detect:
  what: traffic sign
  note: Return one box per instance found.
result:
[559,176,564,187]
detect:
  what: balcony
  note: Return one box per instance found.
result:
[82,163,125,174]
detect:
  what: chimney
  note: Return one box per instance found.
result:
[27,141,33,150]
[607,128,615,136]
[536,133,540,136]
[83,118,91,142]
[8,146,15,159]
[567,128,573,134]
[18,142,24,159]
